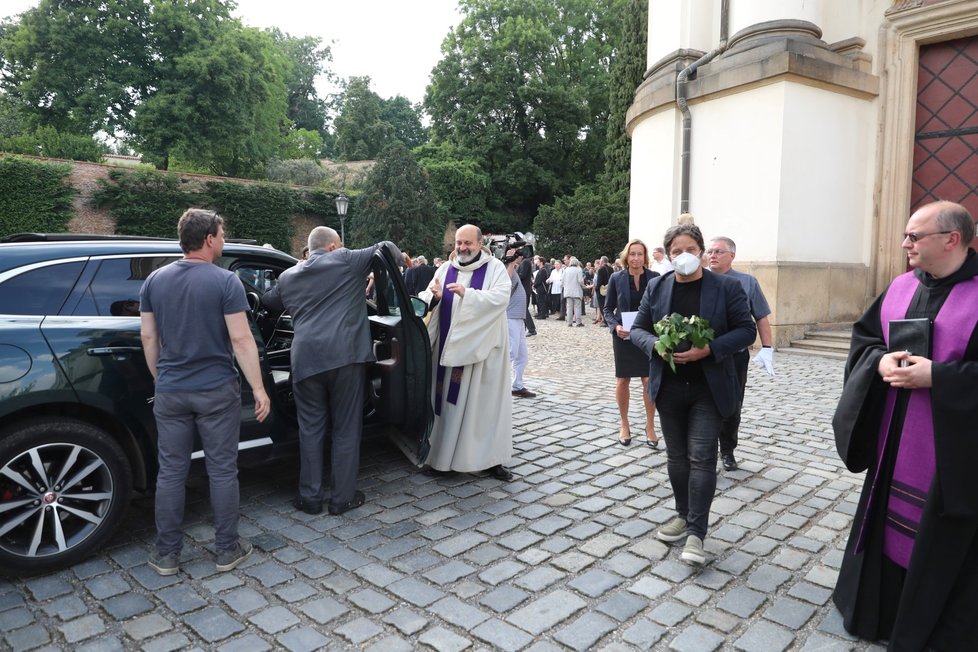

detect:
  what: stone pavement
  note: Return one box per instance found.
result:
[0,315,884,651]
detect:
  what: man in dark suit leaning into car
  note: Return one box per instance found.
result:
[262,227,402,516]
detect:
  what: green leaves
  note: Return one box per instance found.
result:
[653,313,716,373]
[350,143,444,257]
[332,78,425,162]
[0,157,75,237]
[424,0,623,229]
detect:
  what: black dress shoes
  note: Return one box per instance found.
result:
[512,387,537,398]
[292,496,323,515]
[721,452,738,471]
[488,465,514,481]
[328,490,365,516]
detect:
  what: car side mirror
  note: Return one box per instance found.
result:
[410,296,428,318]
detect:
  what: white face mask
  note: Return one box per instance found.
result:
[672,252,701,276]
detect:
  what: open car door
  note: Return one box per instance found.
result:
[367,245,433,462]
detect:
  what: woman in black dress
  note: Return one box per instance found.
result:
[603,239,660,447]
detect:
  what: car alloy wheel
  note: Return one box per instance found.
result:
[0,419,131,574]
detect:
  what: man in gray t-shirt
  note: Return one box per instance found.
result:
[707,236,775,472]
[140,209,269,576]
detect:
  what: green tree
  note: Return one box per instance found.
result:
[425,0,622,230]
[382,96,426,150]
[267,28,333,145]
[281,128,324,160]
[0,0,151,136]
[1,1,314,177]
[332,77,427,161]
[349,142,443,256]
[132,25,289,177]
[414,140,490,224]
[332,77,390,161]
[0,125,107,162]
[531,0,643,258]
[534,185,628,262]
[603,0,647,193]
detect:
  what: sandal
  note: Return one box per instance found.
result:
[618,427,632,447]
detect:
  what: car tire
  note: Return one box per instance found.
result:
[0,418,132,575]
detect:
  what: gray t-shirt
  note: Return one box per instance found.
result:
[140,260,248,392]
[725,269,771,320]
[507,272,526,319]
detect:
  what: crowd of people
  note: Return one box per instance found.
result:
[139,201,977,649]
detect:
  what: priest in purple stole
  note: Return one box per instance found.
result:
[832,200,978,650]
[418,224,514,480]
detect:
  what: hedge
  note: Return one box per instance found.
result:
[0,156,75,237]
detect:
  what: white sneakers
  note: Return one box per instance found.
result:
[657,517,708,566]
[681,535,707,566]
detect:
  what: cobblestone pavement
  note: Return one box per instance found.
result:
[0,315,883,651]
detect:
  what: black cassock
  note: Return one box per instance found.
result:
[832,252,978,651]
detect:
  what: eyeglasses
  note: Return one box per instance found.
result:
[705,249,731,256]
[903,230,951,243]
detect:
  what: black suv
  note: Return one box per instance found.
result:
[0,235,432,575]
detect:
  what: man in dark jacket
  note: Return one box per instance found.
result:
[532,256,549,320]
[517,256,536,336]
[404,255,436,295]
[593,256,611,324]
[262,227,401,516]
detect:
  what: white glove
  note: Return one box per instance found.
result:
[752,346,775,376]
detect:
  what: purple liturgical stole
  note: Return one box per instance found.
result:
[434,262,488,416]
[862,271,978,568]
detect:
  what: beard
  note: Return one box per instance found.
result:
[456,248,477,263]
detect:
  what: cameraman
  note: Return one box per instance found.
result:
[506,248,536,399]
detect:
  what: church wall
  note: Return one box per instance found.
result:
[647,0,715,66]
[728,0,822,36]
[777,83,876,265]
[630,0,893,345]
[682,83,786,260]
[629,109,683,248]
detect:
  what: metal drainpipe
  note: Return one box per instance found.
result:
[677,0,729,214]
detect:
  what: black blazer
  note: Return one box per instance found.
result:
[532,267,549,292]
[630,270,756,417]
[603,269,658,331]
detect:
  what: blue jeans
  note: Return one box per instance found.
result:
[154,380,242,555]
[657,374,722,540]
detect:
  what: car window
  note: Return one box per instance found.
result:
[72,257,178,316]
[0,261,85,315]
[234,266,277,295]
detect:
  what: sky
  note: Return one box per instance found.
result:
[1,0,463,106]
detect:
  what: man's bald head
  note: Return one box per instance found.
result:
[308,226,341,253]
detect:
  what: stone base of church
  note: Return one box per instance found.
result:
[737,261,869,348]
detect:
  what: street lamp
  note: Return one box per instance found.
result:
[335,192,349,243]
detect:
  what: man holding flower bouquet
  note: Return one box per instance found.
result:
[630,223,756,566]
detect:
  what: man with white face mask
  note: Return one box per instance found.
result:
[707,236,774,472]
[630,223,756,566]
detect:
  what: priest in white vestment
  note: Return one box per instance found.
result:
[418,224,514,480]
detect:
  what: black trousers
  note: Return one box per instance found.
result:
[718,349,750,454]
[534,290,547,318]
[293,363,365,508]
[523,289,535,334]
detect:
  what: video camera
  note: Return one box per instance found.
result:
[485,231,534,265]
